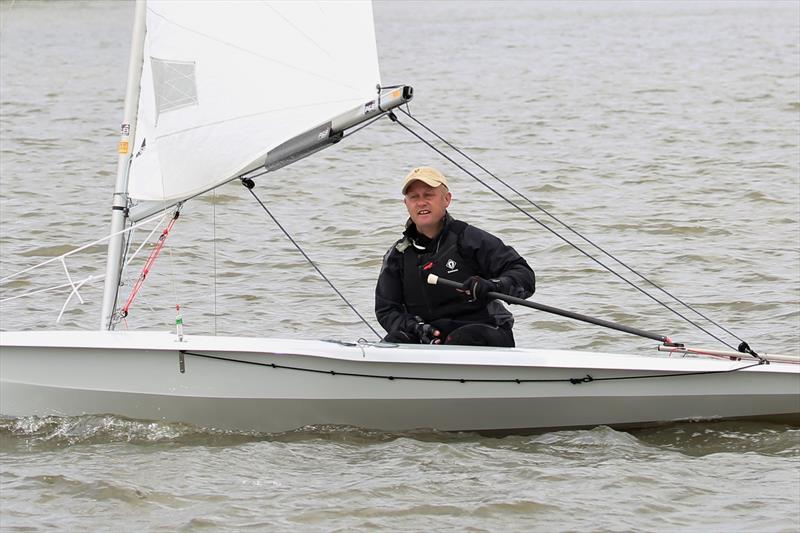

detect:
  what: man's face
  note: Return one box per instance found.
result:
[403,180,452,236]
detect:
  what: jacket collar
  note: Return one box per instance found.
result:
[403,212,452,253]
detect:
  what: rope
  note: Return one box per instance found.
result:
[1,276,102,304]
[56,276,94,324]
[120,210,181,318]
[1,209,182,327]
[0,211,167,285]
[181,349,765,383]
[241,178,382,340]
[212,189,218,335]
[388,112,744,353]
[342,113,386,139]
[397,108,753,350]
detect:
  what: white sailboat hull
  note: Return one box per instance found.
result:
[1,331,798,433]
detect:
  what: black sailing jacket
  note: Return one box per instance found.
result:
[375,213,535,337]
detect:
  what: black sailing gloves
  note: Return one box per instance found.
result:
[414,316,441,344]
[460,275,502,306]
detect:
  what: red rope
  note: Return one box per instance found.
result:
[121,213,179,317]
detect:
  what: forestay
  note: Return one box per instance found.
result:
[127,0,380,203]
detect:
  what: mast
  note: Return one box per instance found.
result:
[99,0,147,330]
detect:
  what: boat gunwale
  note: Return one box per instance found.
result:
[1,330,797,375]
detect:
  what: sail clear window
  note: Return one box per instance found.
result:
[150,57,198,122]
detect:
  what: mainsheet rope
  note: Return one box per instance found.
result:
[388,110,755,355]
[241,178,382,340]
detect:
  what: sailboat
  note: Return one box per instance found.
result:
[1,0,798,434]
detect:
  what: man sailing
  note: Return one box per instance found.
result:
[375,166,535,347]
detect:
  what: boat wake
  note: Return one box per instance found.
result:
[0,414,248,447]
[1,414,797,458]
[0,414,465,448]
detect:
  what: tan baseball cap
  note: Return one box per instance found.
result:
[401,166,449,194]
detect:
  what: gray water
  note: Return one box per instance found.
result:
[1,1,798,531]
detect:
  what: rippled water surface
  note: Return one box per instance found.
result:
[1,416,799,531]
[1,1,799,531]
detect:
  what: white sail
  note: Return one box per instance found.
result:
[127,0,380,203]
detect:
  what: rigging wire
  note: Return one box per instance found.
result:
[396,108,753,349]
[167,222,180,338]
[388,111,747,353]
[113,219,136,325]
[341,112,386,140]
[213,189,218,335]
[241,178,382,340]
